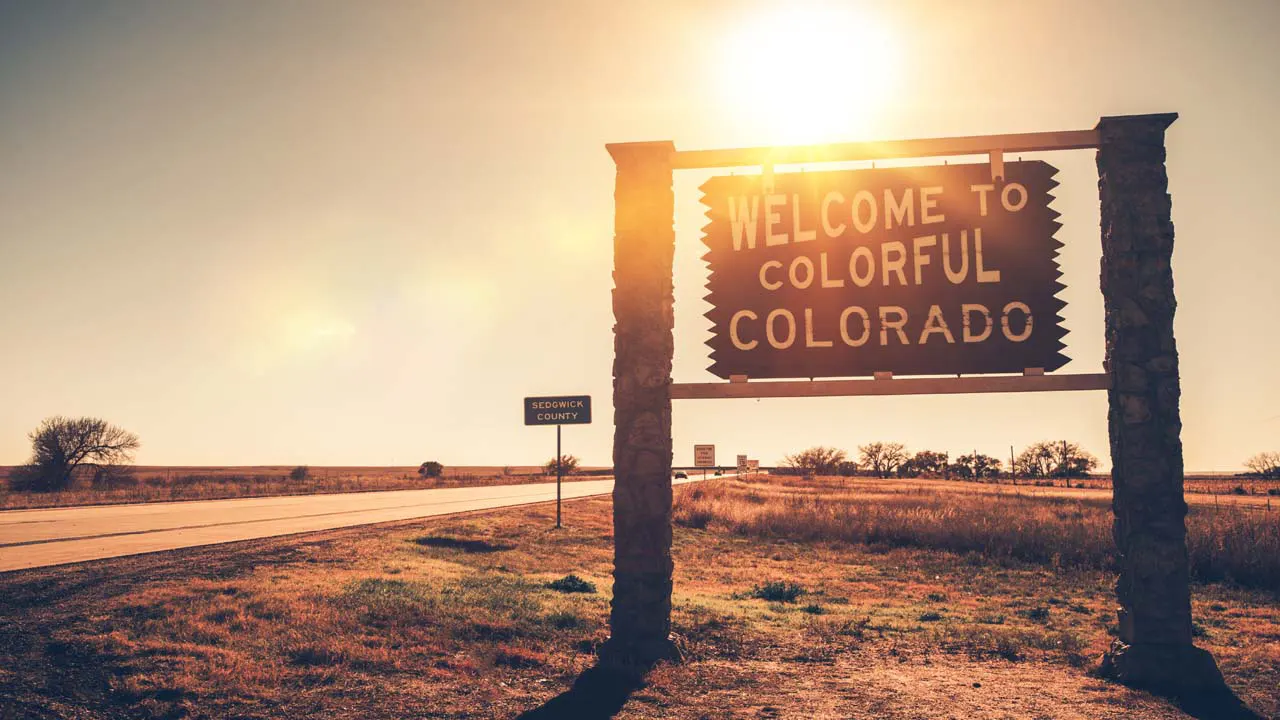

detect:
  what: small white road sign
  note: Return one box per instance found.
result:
[694,444,716,468]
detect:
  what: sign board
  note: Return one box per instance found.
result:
[523,395,592,426]
[693,444,715,467]
[699,162,1067,379]
[736,454,748,473]
[746,459,760,474]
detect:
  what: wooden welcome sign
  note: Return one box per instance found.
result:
[603,115,1226,699]
[700,162,1066,379]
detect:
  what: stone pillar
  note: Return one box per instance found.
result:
[1095,114,1224,694]
[600,141,679,667]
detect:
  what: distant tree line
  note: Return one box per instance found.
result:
[780,440,1099,480]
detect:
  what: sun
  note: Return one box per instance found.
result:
[714,3,899,146]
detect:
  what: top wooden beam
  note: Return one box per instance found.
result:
[667,128,1100,170]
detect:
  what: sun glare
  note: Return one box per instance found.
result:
[715,3,899,146]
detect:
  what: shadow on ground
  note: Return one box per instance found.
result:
[511,660,1271,720]
[1175,689,1264,720]
[515,664,644,720]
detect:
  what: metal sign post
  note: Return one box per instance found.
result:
[523,395,592,530]
[556,423,562,528]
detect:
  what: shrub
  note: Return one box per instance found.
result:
[1022,606,1051,623]
[90,466,138,489]
[749,581,806,603]
[543,455,579,476]
[289,466,310,481]
[418,461,444,478]
[545,575,596,594]
[544,611,584,630]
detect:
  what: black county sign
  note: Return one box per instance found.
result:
[523,395,592,426]
[699,161,1067,379]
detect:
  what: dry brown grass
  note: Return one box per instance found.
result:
[883,473,1280,496]
[675,477,1280,592]
[0,477,1275,718]
[0,465,606,510]
[1079,475,1280,496]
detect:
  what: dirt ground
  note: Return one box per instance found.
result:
[0,485,1274,719]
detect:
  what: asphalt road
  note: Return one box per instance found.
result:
[0,476,710,573]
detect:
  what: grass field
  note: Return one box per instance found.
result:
[783,471,1280,497]
[0,475,1274,719]
[677,477,1280,591]
[0,465,608,510]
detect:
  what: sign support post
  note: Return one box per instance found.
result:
[600,141,679,668]
[1094,113,1225,695]
[556,423,562,529]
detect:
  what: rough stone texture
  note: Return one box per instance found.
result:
[599,141,679,667]
[1096,114,1224,696]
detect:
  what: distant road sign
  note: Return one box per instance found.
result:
[694,444,716,467]
[524,395,592,426]
[737,454,748,473]
[746,459,760,474]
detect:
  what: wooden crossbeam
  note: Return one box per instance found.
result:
[669,128,1099,170]
[670,373,1109,400]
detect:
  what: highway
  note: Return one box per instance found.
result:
[0,476,708,573]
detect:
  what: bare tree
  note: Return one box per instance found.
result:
[1015,440,1098,479]
[782,446,848,475]
[1244,451,1280,478]
[11,416,140,492]
[858,442,908,478]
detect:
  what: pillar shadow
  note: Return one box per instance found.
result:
[515,664,645,720]
[1173,688,1263,720]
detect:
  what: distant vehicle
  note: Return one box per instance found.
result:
[714,470,722,476]
[674,471,688,479]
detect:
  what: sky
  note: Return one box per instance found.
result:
[1,0,1278,471]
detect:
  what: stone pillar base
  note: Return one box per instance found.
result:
[597,634,682,671]
[1099,639,1226,697]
